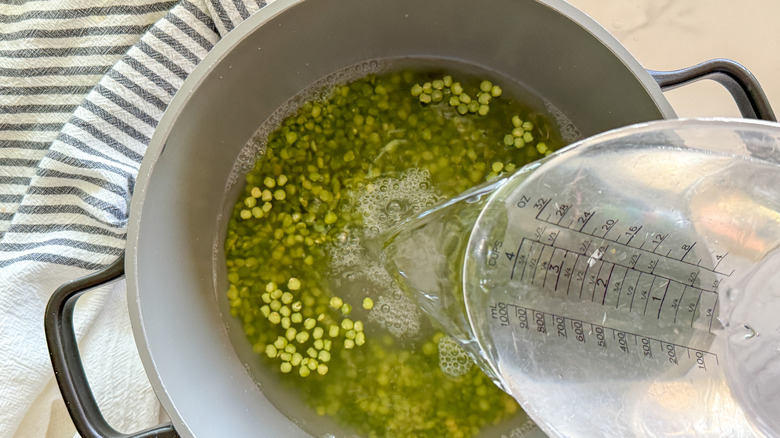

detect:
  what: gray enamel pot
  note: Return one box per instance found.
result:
[44,0,775,437]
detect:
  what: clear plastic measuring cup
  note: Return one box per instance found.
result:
[382,119,780,437]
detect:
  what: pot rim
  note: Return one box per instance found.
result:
[125,0,675,436]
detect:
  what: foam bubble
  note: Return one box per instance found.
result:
[327,226,423,340]
[353,168,440,237]
[502,421,539,438]
[544,100,582,144]
[437,336,473,378]
[368,290,422,339]
[363,264,395,289]
[327,227,365,270]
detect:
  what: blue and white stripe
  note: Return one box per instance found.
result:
[0,0,269,435]
[0,0,265,266]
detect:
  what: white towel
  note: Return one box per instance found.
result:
[0,0,269,436]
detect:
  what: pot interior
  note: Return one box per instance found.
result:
[127,0,674,437]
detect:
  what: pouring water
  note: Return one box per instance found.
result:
[379,119,780,437]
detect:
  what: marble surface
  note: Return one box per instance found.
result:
[566,0,780,119]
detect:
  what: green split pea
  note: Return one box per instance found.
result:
[225,67,566,437]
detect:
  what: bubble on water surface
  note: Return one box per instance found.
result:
[333,231,349,246]
[544,100,582,144]
[502,421,539,437]
[353,168,440,237]
[368,291,422,339]
[438,336,473,378]
[328,234,364,269]
[326,219,421,341]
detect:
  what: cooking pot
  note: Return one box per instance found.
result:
[44,0,775,437]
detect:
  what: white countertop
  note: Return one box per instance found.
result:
[567,0,779,119]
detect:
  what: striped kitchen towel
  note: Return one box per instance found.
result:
[0,0,268,436]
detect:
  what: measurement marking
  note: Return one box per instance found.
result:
[602,219,619,238]
[533,225,547,242]
[657,280,671,319]
[578,258,596,299]
[541,223,731,277]
[552,249,566,291]
[554,314,567,338]
[577,262,588,299]
[499,302,719,367]
[519,240,532,283]
[631,253,641,269]
[548,230,560,246]
[708,295,719,334]
[643,276,658,316]
[579,239,592,256]
[510,215,734,312]
[535,199,553,220]
[614,267,630,308]
[509,239,526,280]
[649,257,659,274]
[691,289,703,328]
[681,242,697,261]
[688,270,699,287]
[713,252,728,270]
[541,248,556,289]
[577,211,596,232]
[674,286,687,324]
[601,264,616,305]
[554,205,571,226]
[512,236,726,300]
[591,262,607,302]
[528,243,544,285]
[628,269,643,312]
[564,253,578,295]
[624,225,643,245]
[652,233,669,252]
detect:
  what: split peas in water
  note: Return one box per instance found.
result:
[224,66,566,437]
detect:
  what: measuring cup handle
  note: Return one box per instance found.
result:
[649,58,777,122]
[44,254,179,438]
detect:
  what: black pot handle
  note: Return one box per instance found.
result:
[44,254,179,438]
[648,58,777,122]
